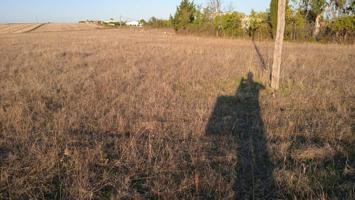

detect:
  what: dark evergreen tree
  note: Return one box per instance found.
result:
[171,0,196,31]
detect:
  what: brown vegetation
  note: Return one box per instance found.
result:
[31,23,100,33]
[0,24,44,34]
[0,24,354,199]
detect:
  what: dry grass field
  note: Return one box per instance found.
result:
[31,23,100,33]
[0,23,100,35]
[0,23,354,199]
[0,24,45,34]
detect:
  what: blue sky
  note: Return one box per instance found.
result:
[0,0,270,23]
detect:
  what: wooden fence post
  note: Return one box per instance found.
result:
[271,0,286,89]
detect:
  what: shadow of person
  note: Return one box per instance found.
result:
[206,72,275,199]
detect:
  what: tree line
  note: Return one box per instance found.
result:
[143,0,354,43]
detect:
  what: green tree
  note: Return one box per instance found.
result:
[146,17,171,28]
[327,15,355,41]
[298,0,347,39]
[139,19,147,26]
[270,0,279,38]
[270,0,291,39]
[242,11,265,38]
[214,12,245,37]
[286,9,308,40]
[171,0,197,31]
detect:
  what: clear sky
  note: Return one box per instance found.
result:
[0,0,270,23]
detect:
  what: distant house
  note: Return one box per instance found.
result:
[104,18,118,26]
[126,21,141,27]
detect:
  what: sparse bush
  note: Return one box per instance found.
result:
[242,11,266,38]
[145,17,171,28]
[214,12,245,37]
[326,15,355,42]
[285,10,312,41]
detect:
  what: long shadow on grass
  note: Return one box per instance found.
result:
[252,40,267,71]
[206,72,275,199]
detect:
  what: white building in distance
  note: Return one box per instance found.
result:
[126,21,141,27]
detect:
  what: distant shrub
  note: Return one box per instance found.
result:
[326,15,355,42]
[285,10,313,41]
[166,0,354,43]
[214,12,245,37]
[242,11,266,39]
[145,17,171,28]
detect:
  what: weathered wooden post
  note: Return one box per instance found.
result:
[271,0,286,89]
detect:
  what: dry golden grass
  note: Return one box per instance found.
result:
[0,23,100,35]
[31,23,100,33]
[0,24,44,34]
[0,24,354,199]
